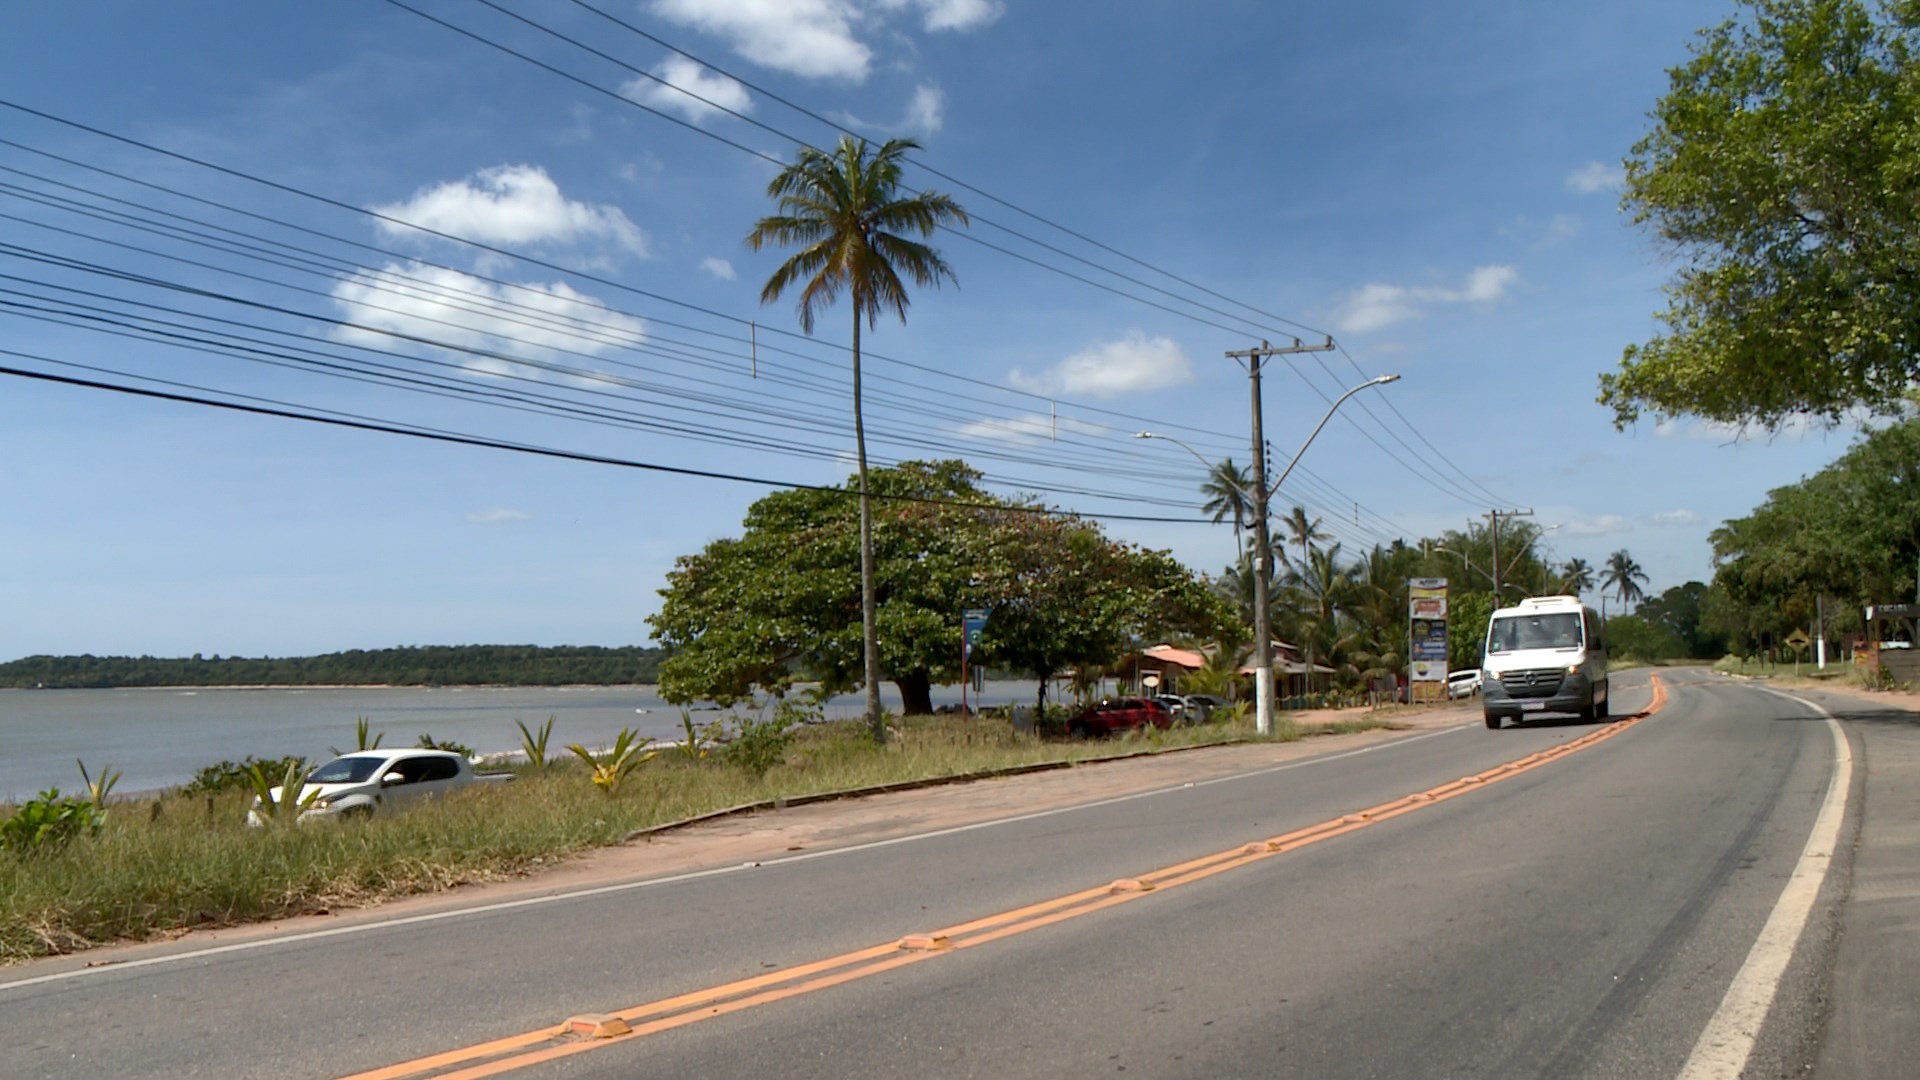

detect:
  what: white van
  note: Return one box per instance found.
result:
[1480,595,1609,728]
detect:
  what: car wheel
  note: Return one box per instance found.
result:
[342,804,373,820]
[1068,722,1089,740]
[1483,710,1501,729]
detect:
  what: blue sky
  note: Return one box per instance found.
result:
[0,0,1867,661]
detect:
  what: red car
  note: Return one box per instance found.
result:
[1067,697,1173,737]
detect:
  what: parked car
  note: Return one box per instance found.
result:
[246,749,483,824]
[1152,694,1189,721]
[1067,698,1173,737]
[1182,693,1229,721]
[1446,670,1483,699]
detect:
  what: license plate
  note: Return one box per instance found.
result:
[1520,701,1546,712]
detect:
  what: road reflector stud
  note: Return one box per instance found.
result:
[564,1014,632,1039]
[898,934,953,951]
[1463,775,1485,784]
[1241,843,1266,855]
[1342,814,1367,823]
[1109,878,1155,893]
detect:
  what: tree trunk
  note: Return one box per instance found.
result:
[853,309,883,743]
[894,671,933,716]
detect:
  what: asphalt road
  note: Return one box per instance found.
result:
[0,669,1888,1079]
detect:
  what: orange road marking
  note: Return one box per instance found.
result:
[339,675,1669,1080]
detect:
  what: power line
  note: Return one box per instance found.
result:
[0,358,1220,525]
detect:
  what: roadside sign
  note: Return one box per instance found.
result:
[1785,629,1811,652]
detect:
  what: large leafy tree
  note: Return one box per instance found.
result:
[748,136,969,741]
[1605,0,1920,428]
[649,461,1234,716]
[1709,415,1920,643]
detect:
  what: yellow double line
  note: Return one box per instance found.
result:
[342,675,1666,1080]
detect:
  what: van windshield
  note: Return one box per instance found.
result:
[1488,613,1583,654]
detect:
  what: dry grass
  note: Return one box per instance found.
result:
[0,710,1384,963]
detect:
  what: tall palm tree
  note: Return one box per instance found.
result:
[1199,458,1255,562]
[1602,549,1650,609]
[748,136,968,742]
[1559,557,1595,597]
[1281,504,1329,570]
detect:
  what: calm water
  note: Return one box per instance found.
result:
[0,681,1045,800]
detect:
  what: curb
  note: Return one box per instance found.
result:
[619,715,1438,843]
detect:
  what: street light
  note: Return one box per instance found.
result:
[1250,373,1399,735]
[1135,431,1253,562]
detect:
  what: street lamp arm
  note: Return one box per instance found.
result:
[1269,374,1400,496]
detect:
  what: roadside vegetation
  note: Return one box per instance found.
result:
[0,706,1397,963]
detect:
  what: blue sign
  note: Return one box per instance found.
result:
[962,608,990,662]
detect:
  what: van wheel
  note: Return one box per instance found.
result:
[1483,711,1501,729]
[1595,687,1610,721]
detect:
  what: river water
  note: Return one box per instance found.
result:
[0,681,1047,801]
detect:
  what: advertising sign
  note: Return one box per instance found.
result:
[1408,578,1449,683]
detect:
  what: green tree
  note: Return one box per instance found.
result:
[1279,505,1329,570]
[650,461,989,715]
[1559,557,1596,597]
[1709,416,1920,644]
[1199,458,1256,563]
[748,135,969,741]
[1603,550,1651,609]
[1605,0,1920,428]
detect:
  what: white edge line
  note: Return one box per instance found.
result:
[1676,687,1853,1080]
[0,724,1467,995]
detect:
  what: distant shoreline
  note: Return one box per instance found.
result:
[0,682,662,692]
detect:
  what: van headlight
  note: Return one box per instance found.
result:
[1567,664,1582,675]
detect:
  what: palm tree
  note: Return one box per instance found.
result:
[1602,549,1650,609]
[1559,557,1595,597]
[1199,458,1255,562]
[748,136,968,742]
[1280,505,1329,570]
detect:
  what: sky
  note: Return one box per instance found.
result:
[0,0,1873,662]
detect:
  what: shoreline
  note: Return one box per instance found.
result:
[0,682,663,692]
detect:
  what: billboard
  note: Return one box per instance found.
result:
[1408,578,1449,684]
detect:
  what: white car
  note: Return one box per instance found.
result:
[1446,669,1482,699]
[247,749,480,824]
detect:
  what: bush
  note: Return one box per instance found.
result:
[182,755,304,795]
[414,734,476,758]
[720,701,808,777]
[1,789,105,854]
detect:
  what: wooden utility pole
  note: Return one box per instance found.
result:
[1485,508,1533,600]
[1225,337,1335,736]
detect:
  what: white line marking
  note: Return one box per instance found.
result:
[1677,688,1852,1080]
[0,725,1468,994]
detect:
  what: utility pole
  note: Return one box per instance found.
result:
[1226,336,1336,736]
[1484,508,1533,600]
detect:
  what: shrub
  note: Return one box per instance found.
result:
[246,758,317,825]
[720,701,807,778]
[567,728,657,796]
[515,717,555,769]
[414,733,476,758]
[182,755,304,795]
[0,788,105,854]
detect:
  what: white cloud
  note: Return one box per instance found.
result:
[373,165,647,257]
[330,262,646,371]
[1566,161,1625,194]
[1649,509,1701,527]
[467,508,530,525]
[700,256,737,280]
[877,0,1004,31]
[1562,515,1633,538]
[1332,265,1518,334]
[620,55,752,125]
[951,414,1105,445]
[905,84,945,135]
[650,0,871,80]
[1007,332,1194,399]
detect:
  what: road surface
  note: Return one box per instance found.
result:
[4,668,1910,1078]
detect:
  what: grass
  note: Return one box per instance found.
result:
[0,708,1389,963]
